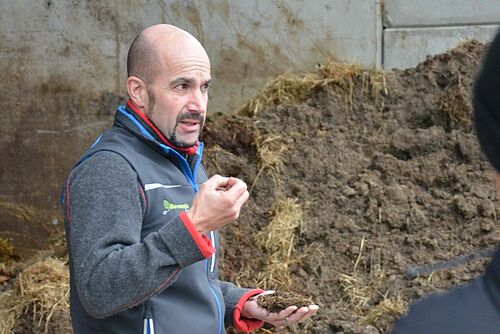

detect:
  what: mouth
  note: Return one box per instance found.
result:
[178,119,201,132]
[179,120,200,126]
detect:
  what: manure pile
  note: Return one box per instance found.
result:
[202,40,498,333]
[1,40,498,334]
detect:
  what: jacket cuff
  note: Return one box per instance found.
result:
[233,289,265,333]
[179,211,215,259]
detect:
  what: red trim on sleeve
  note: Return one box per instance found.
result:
[127,100,199,155]
[138,185,147,210]
[233,289,265,333]
[179,211,215,258]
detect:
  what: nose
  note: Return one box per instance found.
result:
[187,88,207,113]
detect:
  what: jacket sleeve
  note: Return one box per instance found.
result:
[217,280,264,332]
[473,28,500,171]
[64,151,214,319]
[391,262,500,334]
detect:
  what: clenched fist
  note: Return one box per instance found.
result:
[187,175,249,234]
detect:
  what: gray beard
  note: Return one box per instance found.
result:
[145,88,204,148]
[169,120,204,148]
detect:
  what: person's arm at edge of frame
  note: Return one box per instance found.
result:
[473,28,500,169]
[64,152,214,319]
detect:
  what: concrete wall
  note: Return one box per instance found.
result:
[383,0,500,69]
[168,0,380,113]
[384,25,499,69]
[384,0,500,27]
[0,0,499,256]
[1,1,127,255]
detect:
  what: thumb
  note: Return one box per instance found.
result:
[205,174,229,189]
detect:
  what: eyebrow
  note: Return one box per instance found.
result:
[170,77,212,87]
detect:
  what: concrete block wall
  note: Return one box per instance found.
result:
[383,0,500,69]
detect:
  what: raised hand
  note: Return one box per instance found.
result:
[187,175,249,234]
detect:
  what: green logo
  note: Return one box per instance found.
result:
[163,199,189,211]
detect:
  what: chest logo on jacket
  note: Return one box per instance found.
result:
[163,199,190,215]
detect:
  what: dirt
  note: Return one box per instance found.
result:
[201,40,499,333]
[258,291,314,313]
[0,238,17,263]
[1,40,498,333]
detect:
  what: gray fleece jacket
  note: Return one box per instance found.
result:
[61,104,263,333]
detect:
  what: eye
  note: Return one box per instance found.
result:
[177,83,189,90]
[202,82,210,92]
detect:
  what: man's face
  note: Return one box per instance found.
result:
[145,45,211,148]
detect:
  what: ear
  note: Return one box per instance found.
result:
[126,76,148,110]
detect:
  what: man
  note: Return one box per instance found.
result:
[61,24,318,333]
[391,29,500,334]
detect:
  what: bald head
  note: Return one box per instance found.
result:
[127,24,208,84]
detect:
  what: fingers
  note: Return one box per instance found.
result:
[225,177,247,198]
[267,306,298,328]
[276,304,319,327]
[189,175,248,233]
[285,307,307,323]
[213,176,249,217]
[225,176,239,188]
[206,174,229,190]
[207,175,247,201]
[280,306,299,318]
[281,306,306,325]
[234,189,249,214]
[294,305,319,323]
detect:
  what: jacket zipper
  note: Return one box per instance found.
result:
[207,231,223,334]
[210,231,216,273]
[143,303,155,334]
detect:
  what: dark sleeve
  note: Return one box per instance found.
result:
[391,249,500,334]
[64,151,210,318]
[473,28,500,171]
[391,278,496,334]
[216,280,264,331]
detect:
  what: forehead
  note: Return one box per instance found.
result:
[157,38,211,80]
[164,56,211,81]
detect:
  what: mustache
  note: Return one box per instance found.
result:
[177,112,205,123]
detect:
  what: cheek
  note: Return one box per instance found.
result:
[149,102,175,129]
[156,96,182,118]
[166,96,188,114]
